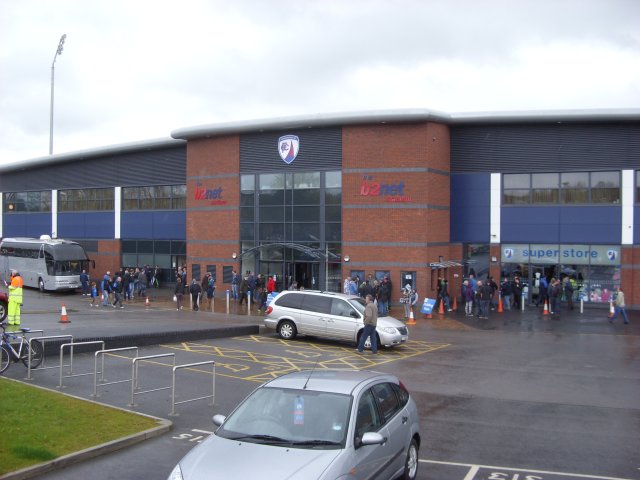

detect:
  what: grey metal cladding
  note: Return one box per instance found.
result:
[451,123,640,173]
[240,127,342,173]
[0,146,186,191]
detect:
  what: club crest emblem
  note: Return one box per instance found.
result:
[607,250,617,261]
[503,248,513,259]
[278,135,300,164]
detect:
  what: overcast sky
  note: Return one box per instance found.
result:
[1,0,638,166]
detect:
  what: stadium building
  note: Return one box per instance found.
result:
[1,108,639,308]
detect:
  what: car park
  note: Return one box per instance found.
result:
[168,369,421,480]
[0,291,7,321]
[263,290,409,348]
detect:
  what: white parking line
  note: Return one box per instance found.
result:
[420,459,635,480]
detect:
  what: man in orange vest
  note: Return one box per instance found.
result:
[7,270,24,325]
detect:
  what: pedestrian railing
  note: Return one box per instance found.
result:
[129,353,175,407]
[26,334,73,380]
[92,346,139,398]
[170,361,215,416]
[59,341,105,388]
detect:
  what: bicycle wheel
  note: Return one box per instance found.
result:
[21,339,43,369]
[0,345,11,374]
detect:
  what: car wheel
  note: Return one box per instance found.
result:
[400,438,419,480]
[0,301,6,321]
[38,278,45,292]
[277,320,297,340]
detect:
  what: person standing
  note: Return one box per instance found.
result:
[189,278,202,311]
[512,277,523,310]
[138,269,148,298]
[377,277,391,316]
[174,277,185,310]
[477,280,492,320]
[500,277,513,311]
[231,270,240,300]
[238,275,249,305]
[267,275,276,294]
[80,269,90,296]
[356,294,378,354]
[90,281,98,307]
[6,270,23,325]
[563,277,574,311]
[609,287,629,324]
[112,276,124,308]
[101,271,112,307]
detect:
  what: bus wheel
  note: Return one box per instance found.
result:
[38,278,45,292]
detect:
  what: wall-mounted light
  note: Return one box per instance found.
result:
[343,255,350,262]
[491,256,497,262]
[232,252,237,259]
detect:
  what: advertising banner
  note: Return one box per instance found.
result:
[501,244,620,266]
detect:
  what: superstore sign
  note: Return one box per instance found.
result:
[359,175,412,203]
[501,244,620,265]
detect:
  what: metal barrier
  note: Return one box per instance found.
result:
[59,341,105,389]
[129,353,175,407]
[92,347,139,398]
[26,334,73,380]
[170,361,216,416]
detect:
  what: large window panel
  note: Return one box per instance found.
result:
[292,223,320,242]
[531,173,558,204]
[259,190,284,206]
[259,173,285,191]
[293,206,320,222]
[260,223,284,241]
[561,172,589,204]
[591,171,620,204]
[259,206,284,222]
[294,188,320,204]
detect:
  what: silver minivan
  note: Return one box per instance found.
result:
[264,290,409,348]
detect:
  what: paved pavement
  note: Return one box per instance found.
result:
[1,287,638,480]
[8,287,638,347]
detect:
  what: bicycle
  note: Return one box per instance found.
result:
[0,321,44,374]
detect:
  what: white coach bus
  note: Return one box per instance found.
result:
[0,236,92,291]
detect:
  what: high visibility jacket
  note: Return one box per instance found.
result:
[9,275,23,302]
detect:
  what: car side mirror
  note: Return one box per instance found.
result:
[212,414,226,427]
[356,432,386,448]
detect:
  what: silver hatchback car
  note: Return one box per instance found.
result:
[264,290,409,348]
[168,369,421,480]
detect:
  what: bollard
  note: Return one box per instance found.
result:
[580,297,584,314]
[226,290,230,314]
[521,292,525,311]
[247,291,252,315]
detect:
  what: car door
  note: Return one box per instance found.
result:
[371,382,408,477]
[324,298,360,341]
[351,388,394,480]
[298,294,332,337]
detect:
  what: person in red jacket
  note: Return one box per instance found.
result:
[267,275,276,294]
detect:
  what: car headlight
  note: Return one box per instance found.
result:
[167,464,183,480]
[380,327,399,334]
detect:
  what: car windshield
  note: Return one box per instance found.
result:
[347,297,365,314]
[217,387,352,449]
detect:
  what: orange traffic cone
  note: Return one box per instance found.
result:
[145,297,150,308]
[543,300,549,316]
[608,299,615,318]
[498,294,503,313]
[438,300,445,315]
[59,303,70,323]
[407,308,416,325]
[452,296,458,312]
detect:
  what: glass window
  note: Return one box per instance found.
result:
[292,223,320,242]
[121,185,185,210]
[503,174,530,189]
[355,389,382,438]
[561,172,589,204]
[531,173,558,204]
[259,173,285,191]
[591,171,620,204]
[259,190,284,205]
[636,171,640,203]
[325,223,341,242]
[240,207,256,222]
[325,206,341,222]
[3,191,52,213]
[301,294,331,314]
[371,383,401,422]
[241,175,255,192]
[325,171,342,189]
[294,189,320,205]
[503,190,530,205]
[260,223,284,241]
[325,188,342,205]
[240,192,255,207]
[293,172,320,189]
[293,206,320,222]
[58,188,114,211]
[259,206,283,222]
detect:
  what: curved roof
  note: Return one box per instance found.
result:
[171,108,640,140]
[0,137,185,173]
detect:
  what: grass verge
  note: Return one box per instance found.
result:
[0,377,163,476]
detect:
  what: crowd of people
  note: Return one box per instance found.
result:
[83,265,162,308]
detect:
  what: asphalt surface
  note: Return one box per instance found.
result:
[1,287,638,480]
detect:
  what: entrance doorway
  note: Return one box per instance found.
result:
[285,262,319,290]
